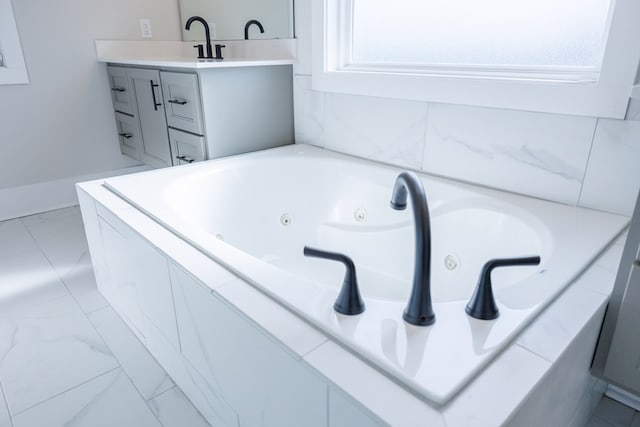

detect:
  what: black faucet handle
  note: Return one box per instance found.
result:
[193,44,205,59]
[214,44,226,60]
[303,246,365,316]
[466,256,541,320]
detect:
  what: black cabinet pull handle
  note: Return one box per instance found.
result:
[149,80,162,111]
[111,87,125,92]
[118,133,133,139]
[303,246,365,316]
[176,155,195,163]
[466,256,541,320]
[168,99,187,105]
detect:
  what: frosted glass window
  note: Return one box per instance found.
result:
[350,0,612,68]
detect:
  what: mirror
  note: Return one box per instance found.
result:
[179,0,294,41]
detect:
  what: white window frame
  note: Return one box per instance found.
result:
[311,0,640,119]
[0,0,28,85]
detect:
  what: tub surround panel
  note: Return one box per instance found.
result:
[422,104,596,205]
[517,283,609,363]
[304,341,445,426]
[505,308,607,427]
[11,369,161,427]
[293,76,325,148]
[324,93,428,170]
[579,119,640,216]
[626,98,640,121]
[214,279,328,358]
[147,386,211,427]
[443,344,550,426]
[171,263,328,427]
[328,388,386,427]
[0,295,119,415]
[88,307,175,401]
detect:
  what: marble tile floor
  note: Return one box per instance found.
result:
[0,206,210,427]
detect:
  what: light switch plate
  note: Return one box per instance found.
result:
[139,18,152,38]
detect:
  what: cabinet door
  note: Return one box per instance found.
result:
[128,68,172,168]
[107,66,134,115]
[169,128,206,165]
[161,71,205,135]
[170,263,328,427]
[114,112,141,161]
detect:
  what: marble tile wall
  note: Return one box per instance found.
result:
[293,0,640,216]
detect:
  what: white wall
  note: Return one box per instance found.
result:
[293,0,640,217]
[0,0,180,218]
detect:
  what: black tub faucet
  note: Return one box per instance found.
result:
[185,16,214,59]
[244,19,265,40]
[390,171,435,326]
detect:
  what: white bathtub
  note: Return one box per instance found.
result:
[103,144,627,404]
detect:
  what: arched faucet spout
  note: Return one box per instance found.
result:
[244,19,265,40]
[185,16,214,59]
[390,171,435,326]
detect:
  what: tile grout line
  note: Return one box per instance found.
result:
[0,379,15,427]
[576,118,600,207]
[10,366,121,418]
[16,208,170,426]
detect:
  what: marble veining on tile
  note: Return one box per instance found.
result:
[580,119,640,216]
[148,386,210,427]
[324,92,428,170]
[88,307,174,401]
[11,369,161,427]
[423,103,596,205]
[0,295,119,415]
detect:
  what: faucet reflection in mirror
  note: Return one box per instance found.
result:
[244,19,265,40]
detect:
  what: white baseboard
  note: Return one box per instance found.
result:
[0,165,151,221]
[605,384,640,411]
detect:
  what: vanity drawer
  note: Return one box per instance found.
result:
[114,112,141,161]
[169,128,206,165]
[161,71,205,135]
[107,66,134,115]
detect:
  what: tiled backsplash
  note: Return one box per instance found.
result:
[293,75,640,216]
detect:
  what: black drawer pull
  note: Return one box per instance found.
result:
[118,133,133,139]
[111,87,125,92]
[168,99,187,105]
[176,155,195,163]
[150,80,162,111]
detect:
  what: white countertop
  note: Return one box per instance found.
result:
[95,39,296,69]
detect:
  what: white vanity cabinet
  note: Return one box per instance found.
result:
[113,112,142,161]
[127,68,173,168]
[105,63,293,169]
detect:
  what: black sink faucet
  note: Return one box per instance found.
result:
[390,171,435,326]
[185,16,214,59]
[244,19,265,40]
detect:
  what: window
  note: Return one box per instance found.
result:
[312,0,640,118]
[0,0,29,85]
